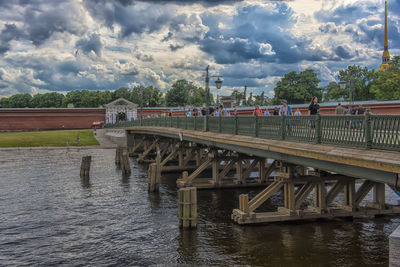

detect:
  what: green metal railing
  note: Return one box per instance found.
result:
[108,113,400,151]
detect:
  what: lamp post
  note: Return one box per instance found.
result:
[339,78,354,106]
[140,87,143,126]
[204,65,223,115]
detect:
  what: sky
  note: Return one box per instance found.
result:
[0,0,399,99]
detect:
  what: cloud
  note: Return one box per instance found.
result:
[76,34,104,57]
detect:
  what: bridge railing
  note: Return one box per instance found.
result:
[109,114,400,151]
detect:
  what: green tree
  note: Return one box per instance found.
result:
[231,90,244,105]
[273,69,321,104]
[338,65,376,102]
[370,56,400,100]
[0,97,10,108]
[112,87,132,102]
[323,81,348,102]
[165,80,206,107]
[8,93,32,108]
[30,92,64,108]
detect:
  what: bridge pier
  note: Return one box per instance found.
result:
[177,151,276,189]
[232,167,400,224]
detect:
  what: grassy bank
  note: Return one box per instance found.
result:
[0,130,99,147]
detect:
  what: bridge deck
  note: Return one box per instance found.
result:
[127,126,400,185]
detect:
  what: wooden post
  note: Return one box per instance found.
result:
[178,187,197,229]
[148,163,159,192]
[80,156,91,178]
[115,147,122,167]
[121,148,131,174]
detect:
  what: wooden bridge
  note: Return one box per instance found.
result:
[110,113,400,224]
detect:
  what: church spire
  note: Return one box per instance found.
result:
[380,0,390,70]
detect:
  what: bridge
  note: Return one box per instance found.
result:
[109,112,400,224]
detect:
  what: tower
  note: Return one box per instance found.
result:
[380,0,390,70]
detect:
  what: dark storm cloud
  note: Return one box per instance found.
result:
[315,2,400,50]
[0,1,86,54]
[335,46,352,59]
[76,34,104,56]
[0,24,24,54]
[198,4,330,65]
[169,43,184,51]
[82,0,183,37]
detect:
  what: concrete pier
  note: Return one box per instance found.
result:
[390,225,400,267]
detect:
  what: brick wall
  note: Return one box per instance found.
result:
[0,109,106,131]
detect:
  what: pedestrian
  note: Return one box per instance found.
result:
[356,104,365,115]
[294,108,301,116]
[253,105,263,116]
[77,136,80,146]
[264,109,271,116]
[219,105,226,116]
[94,128,97,136]
[192,105,198,117]
[335,103,346,115]
[273,107,279,115]
[279,99,291,116]
[308,96,320,115]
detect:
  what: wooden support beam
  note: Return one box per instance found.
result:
[138,139,157,162]
[160,146,177,167]
[218,159,236,179]
[239,194,249,214]
[326,180,346,205]
[184,157,213,184]
[355,180,375,206]
[295,182,315,210]
[242,159,259,181]
[248,180,284,212]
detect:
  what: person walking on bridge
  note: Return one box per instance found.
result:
[308,96,320,115]
[279,99,291,116]
[253,105,263,116]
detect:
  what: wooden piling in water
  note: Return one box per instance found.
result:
[178,187,197,229]
[115,147,122,167]
[147,163,160,192]
[121,148,131,174]
[80,156,91,178]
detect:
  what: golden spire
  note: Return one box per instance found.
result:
[380,0,390,70]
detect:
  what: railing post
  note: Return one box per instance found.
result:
[194,116,197,130]
[169,116,172,128]
[316,112,322,144]
[204,115,209,132]
[234,113,238,135]
[185,115,188,129]
[255,114,259,137]
[280,115,286,140]
[364,109,372,149]
[177,116,180,128]
[218,114,222,133]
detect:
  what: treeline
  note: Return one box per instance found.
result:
[1,56,399,109]
[0,80,210,109]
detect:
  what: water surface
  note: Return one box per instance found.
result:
[0,148,399,266]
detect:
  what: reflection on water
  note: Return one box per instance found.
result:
[0,148,399,266]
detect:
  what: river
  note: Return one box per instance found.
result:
[0,148,399,266]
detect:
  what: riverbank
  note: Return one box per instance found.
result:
[0,129,100,147]
[0,129,121,149]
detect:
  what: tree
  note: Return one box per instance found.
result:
[273,69,321,104]
[231,90,244,105]
[338,65,376,102]
[370,56,400,100]
[30,92,64,108]
[165,80,205,107]
[323,81,348,102]
[8,93,32,108]
[112,87,132,102]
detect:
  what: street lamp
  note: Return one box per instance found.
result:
[339,79,354,106]
[205,65,223,115]
[140,87,143,126]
